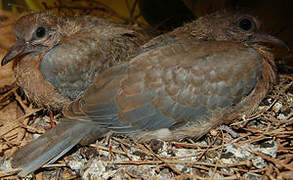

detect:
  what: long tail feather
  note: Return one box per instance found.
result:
[11,119,104,177]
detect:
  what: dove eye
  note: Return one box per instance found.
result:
[35,26,46,39]
[237,17,256,32]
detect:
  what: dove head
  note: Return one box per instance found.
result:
[14,13,59,45]
[1,12,72,66]
[185,11,287,49]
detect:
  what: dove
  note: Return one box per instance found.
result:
[2,12,152,110]
[1,11,286,176]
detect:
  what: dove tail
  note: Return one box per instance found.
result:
[11,118,105,177]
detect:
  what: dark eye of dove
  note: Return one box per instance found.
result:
[34,26,47,39]
[237,17,256,32]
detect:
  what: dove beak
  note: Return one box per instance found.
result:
[1,39,28,66]
[254,33,289,51]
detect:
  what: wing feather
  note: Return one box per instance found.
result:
[64,40,264,135]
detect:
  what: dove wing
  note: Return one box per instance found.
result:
[64,40,264,136]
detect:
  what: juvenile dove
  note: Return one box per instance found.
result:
[1,11,285,176]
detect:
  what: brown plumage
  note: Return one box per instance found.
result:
[1,11,285,177]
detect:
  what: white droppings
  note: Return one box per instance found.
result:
[272,102,282,113]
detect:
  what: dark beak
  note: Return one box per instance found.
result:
[254,33,289,51]
[1,40,26,66]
